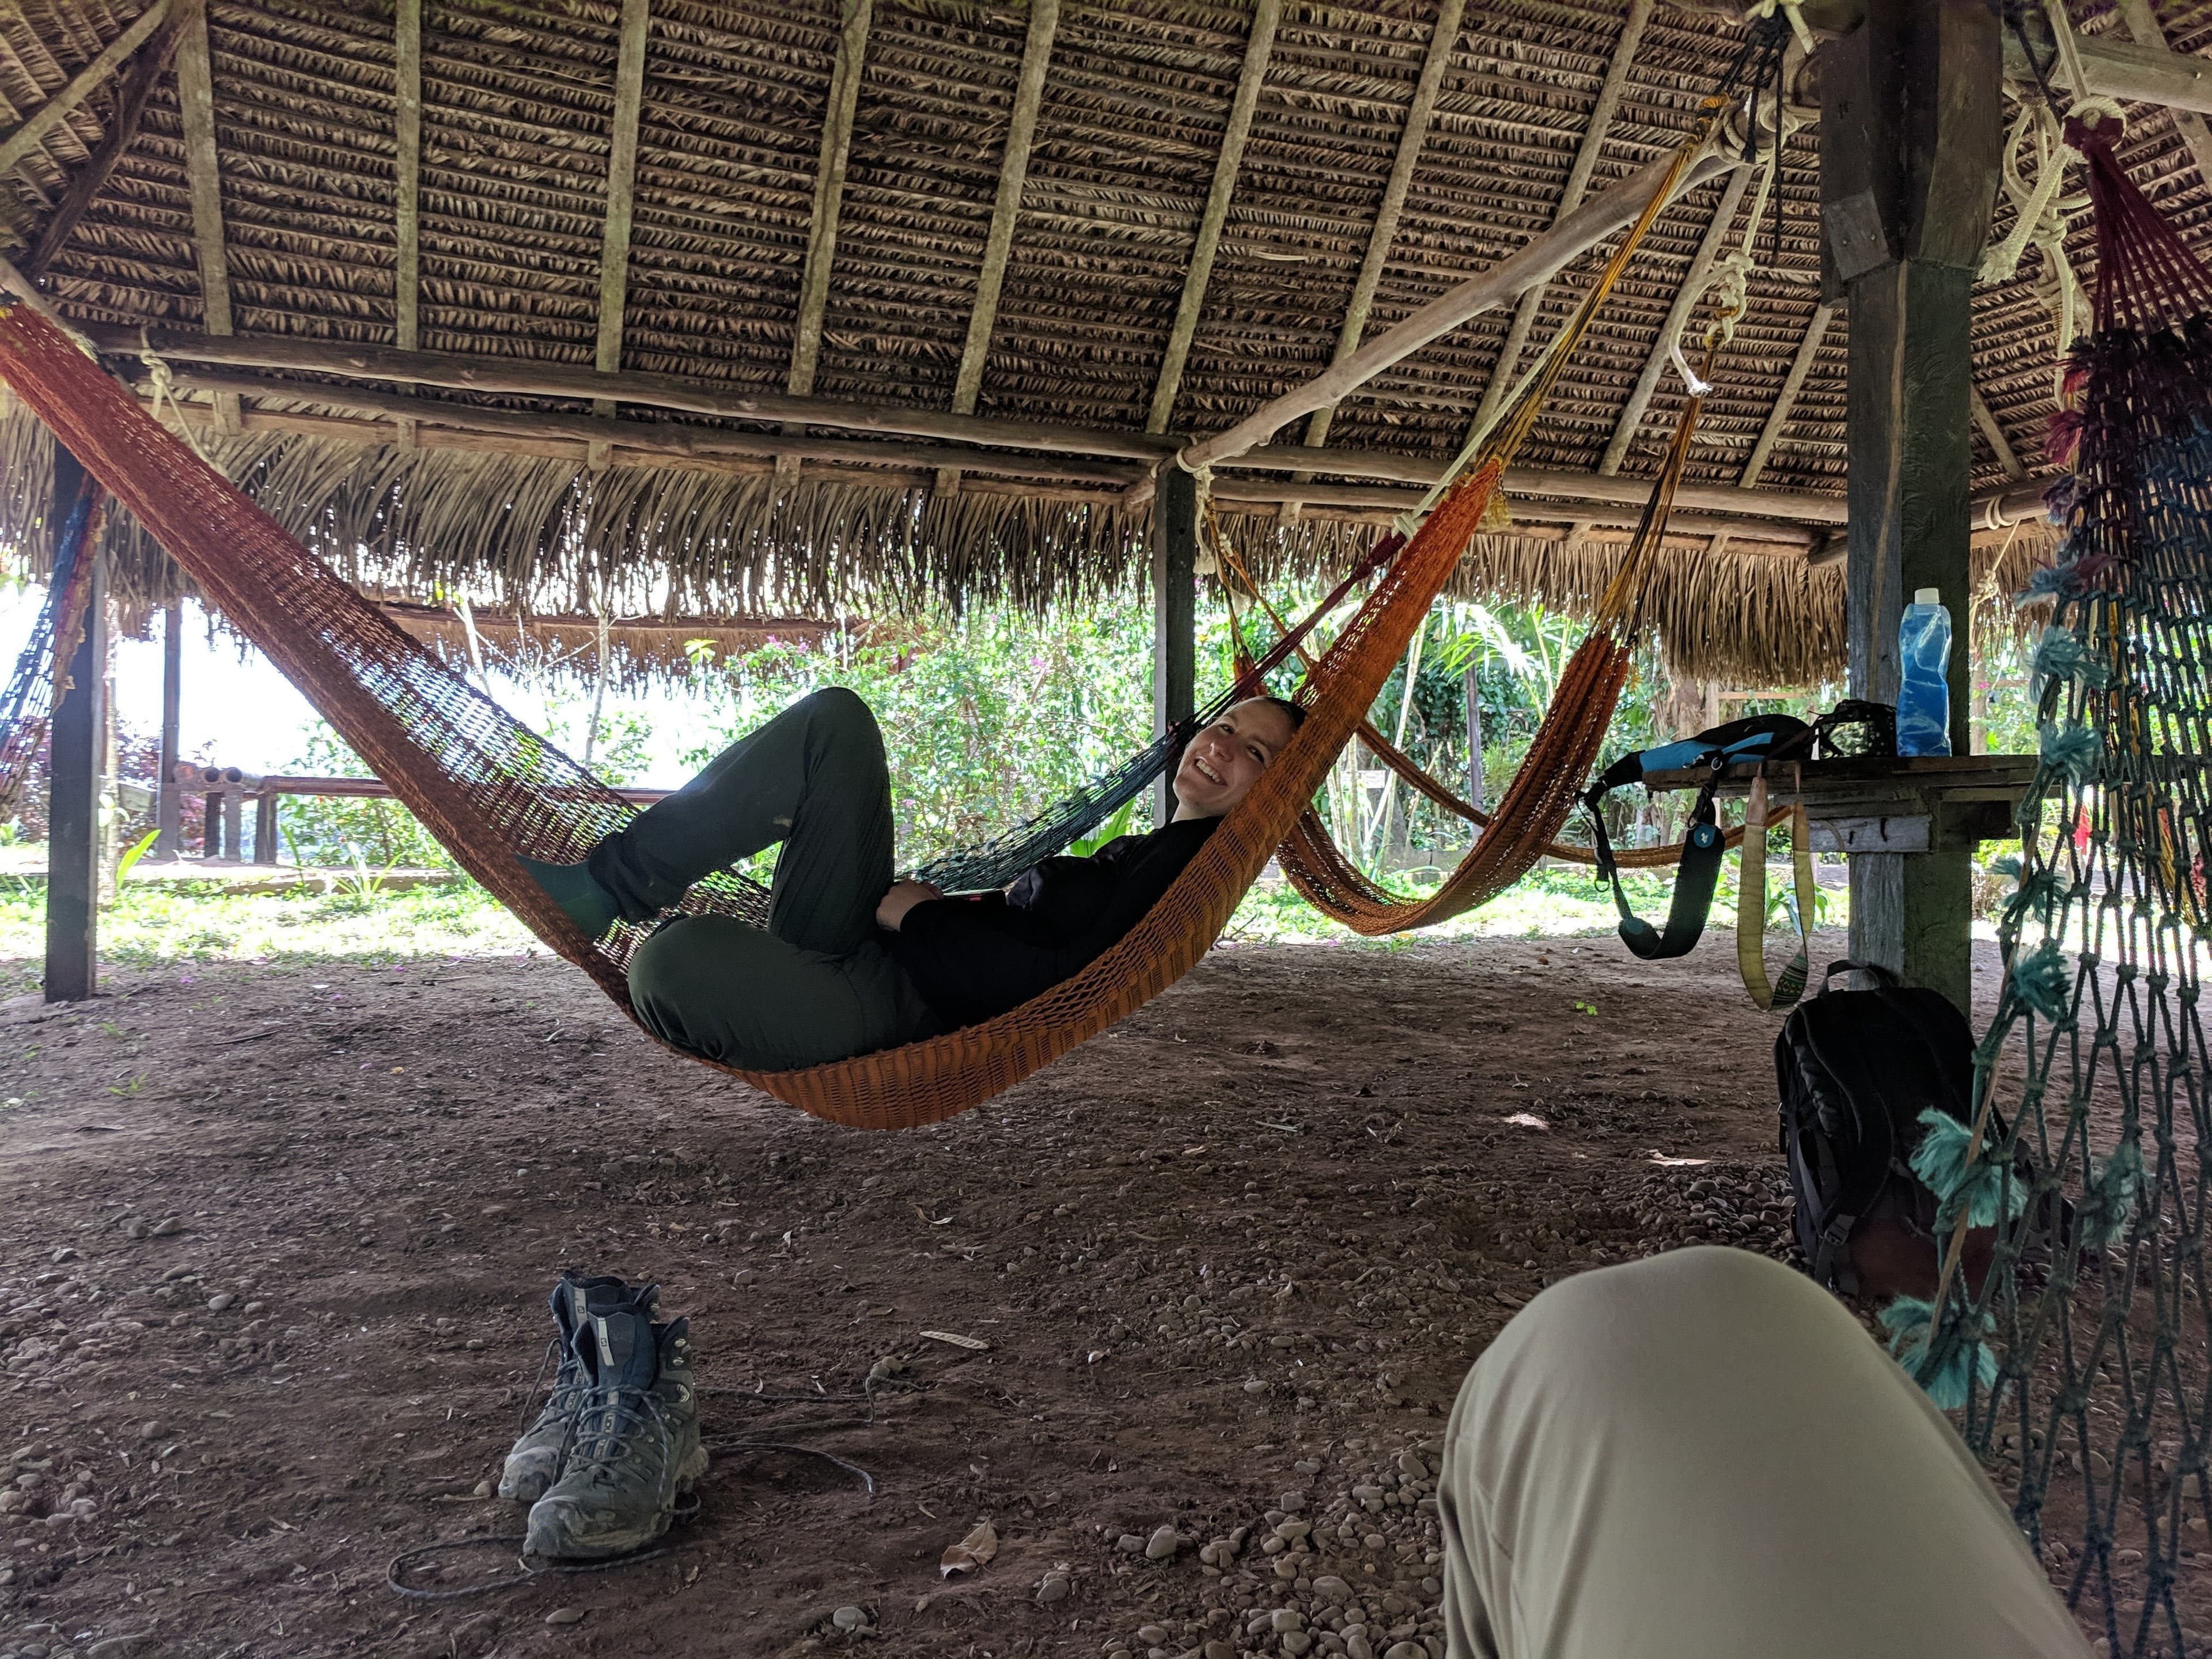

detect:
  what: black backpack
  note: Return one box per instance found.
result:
[1774,960,1979,1293]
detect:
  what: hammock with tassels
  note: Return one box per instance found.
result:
[0,111,1713,1131]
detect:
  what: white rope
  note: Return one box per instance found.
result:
[1976,96,2123,391]
[138,329,217,465]
[1667,97,1793,400]
[1180,456,1220,574]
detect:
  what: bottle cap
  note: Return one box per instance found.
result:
[1914,587,1940,605]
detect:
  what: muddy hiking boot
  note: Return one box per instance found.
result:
[498,1271,657,1503]
[524,1308,706,1560]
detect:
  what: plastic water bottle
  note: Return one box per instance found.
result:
[1896,587,1953,758]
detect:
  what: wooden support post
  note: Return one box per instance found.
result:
[44,447,103,1003]
[201,790,222,859]
[253,791,278,864]
[154,597,182,857]
[1822,0,1999,1014]
[1152,465,1198,827]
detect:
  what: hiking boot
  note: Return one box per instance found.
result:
[497,1271,657,1503]
[517,854,620,941]
[524,1310,706,1560]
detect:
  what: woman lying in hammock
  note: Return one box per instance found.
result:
[520,687,1302,1072]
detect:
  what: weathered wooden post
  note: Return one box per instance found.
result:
[1820,0,1999,1012]
[1152,465,1198,826]
[44,446,104,1002]
[153,597,183,857]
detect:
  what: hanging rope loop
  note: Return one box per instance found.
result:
[138,328,215,465]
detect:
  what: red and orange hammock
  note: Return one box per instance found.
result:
[0,115,1715,1130]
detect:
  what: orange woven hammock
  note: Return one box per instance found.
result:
[1253,299,1727,935]
[0,109,1702,1129]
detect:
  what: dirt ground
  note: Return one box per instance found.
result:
[0,929,2179,1658]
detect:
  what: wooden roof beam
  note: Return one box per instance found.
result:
[937,0,1059,494]
[1598,164,1756,477]
[2115,1,2212,186]
[1969,383,2025,480]
[1739,301,1834,488]
[0,0,172,178]
[22,0,199,278]
[1466,0,1653,440]
[88,322,1181,458]
[1171,141,1747,476]
[154,366,1147,486]
[1205,475,1816,547]
[1145,0,1283,436]
[784,0,873,402]
[590,0,651,467]
[1298,0,1465,454]
[172,1,235,433]
[393,0,422,354]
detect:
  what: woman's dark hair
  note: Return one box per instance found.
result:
[1257,695,1307,732]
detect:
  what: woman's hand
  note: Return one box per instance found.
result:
[875,878,944,931]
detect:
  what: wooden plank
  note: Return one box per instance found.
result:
[1153,464,1198,825]
[1299,0,1465,452]
[1968,382,2023,480]
[1598,164,1756,476]
[1175,142,1745,473]
[1145,0,1282,435]
[22,0,198,278]
[785,0,873,400]
[172,3,236,431]
[1468,0,1653,436]
[44,447,103,1002]
[2116,0,2212,184]
[1205,474,1814,546]
[1738,301,1834,487]
[0,0,171,179]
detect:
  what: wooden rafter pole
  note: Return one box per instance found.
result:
[1969,384,2024,480]
[1598,164,1756,477]
[1299,0,1465,453]
[1145,0,1283,436]
[785,0,873,402]
[2113,0,2212,187]
[393,0,423,450]
[1740,301,1833,488]
[1467,0,1653,438]
[1171,141,1744,476]
[87,322,1179,457]
[937,0,1060,494]
[172,1,236,433]
[23,0,198,277]
[0,0,172,179]
[590,0,651,467]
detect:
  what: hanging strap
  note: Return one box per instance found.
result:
[1586,750,1730,960]
[1735,763,1816,1011]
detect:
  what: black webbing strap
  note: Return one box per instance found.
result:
[1589,754,1730,960]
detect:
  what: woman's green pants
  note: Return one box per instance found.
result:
[596,688,934,1071]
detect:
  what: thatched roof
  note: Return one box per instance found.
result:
[0,0,2196,680]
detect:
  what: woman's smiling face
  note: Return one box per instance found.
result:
[1171,699,1299,820]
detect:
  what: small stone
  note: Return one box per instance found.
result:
[1117,1533,1146,1554]
[1205,1643,1236,1659]
[243,1300,266,1316]
[732,1269,757,1286]
[544,1606,587,1626]
[149,1217,181,1237]
[1137,1625,1170,1645]
[1144,1525,1181,1561]
[125,1218,150,1240]
[472,1479,493,1498]
[1312,1574,1354,1603]
[50,1247,75,1264]
[1035,1570,1072,1605]
[1384,1644,1425,1659]
[831,1606,870,1631]
[1243,1379,1267,1395]
[1271,1609,1306,1634]
[206,1293,236,1313]
[87,1638,151,1658]
[138,1421,163,1440]
[1282,1635,1313,1657]
[1363,1533,1387,1551]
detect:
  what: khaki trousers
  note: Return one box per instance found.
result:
[1437,1247,2090,1659]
